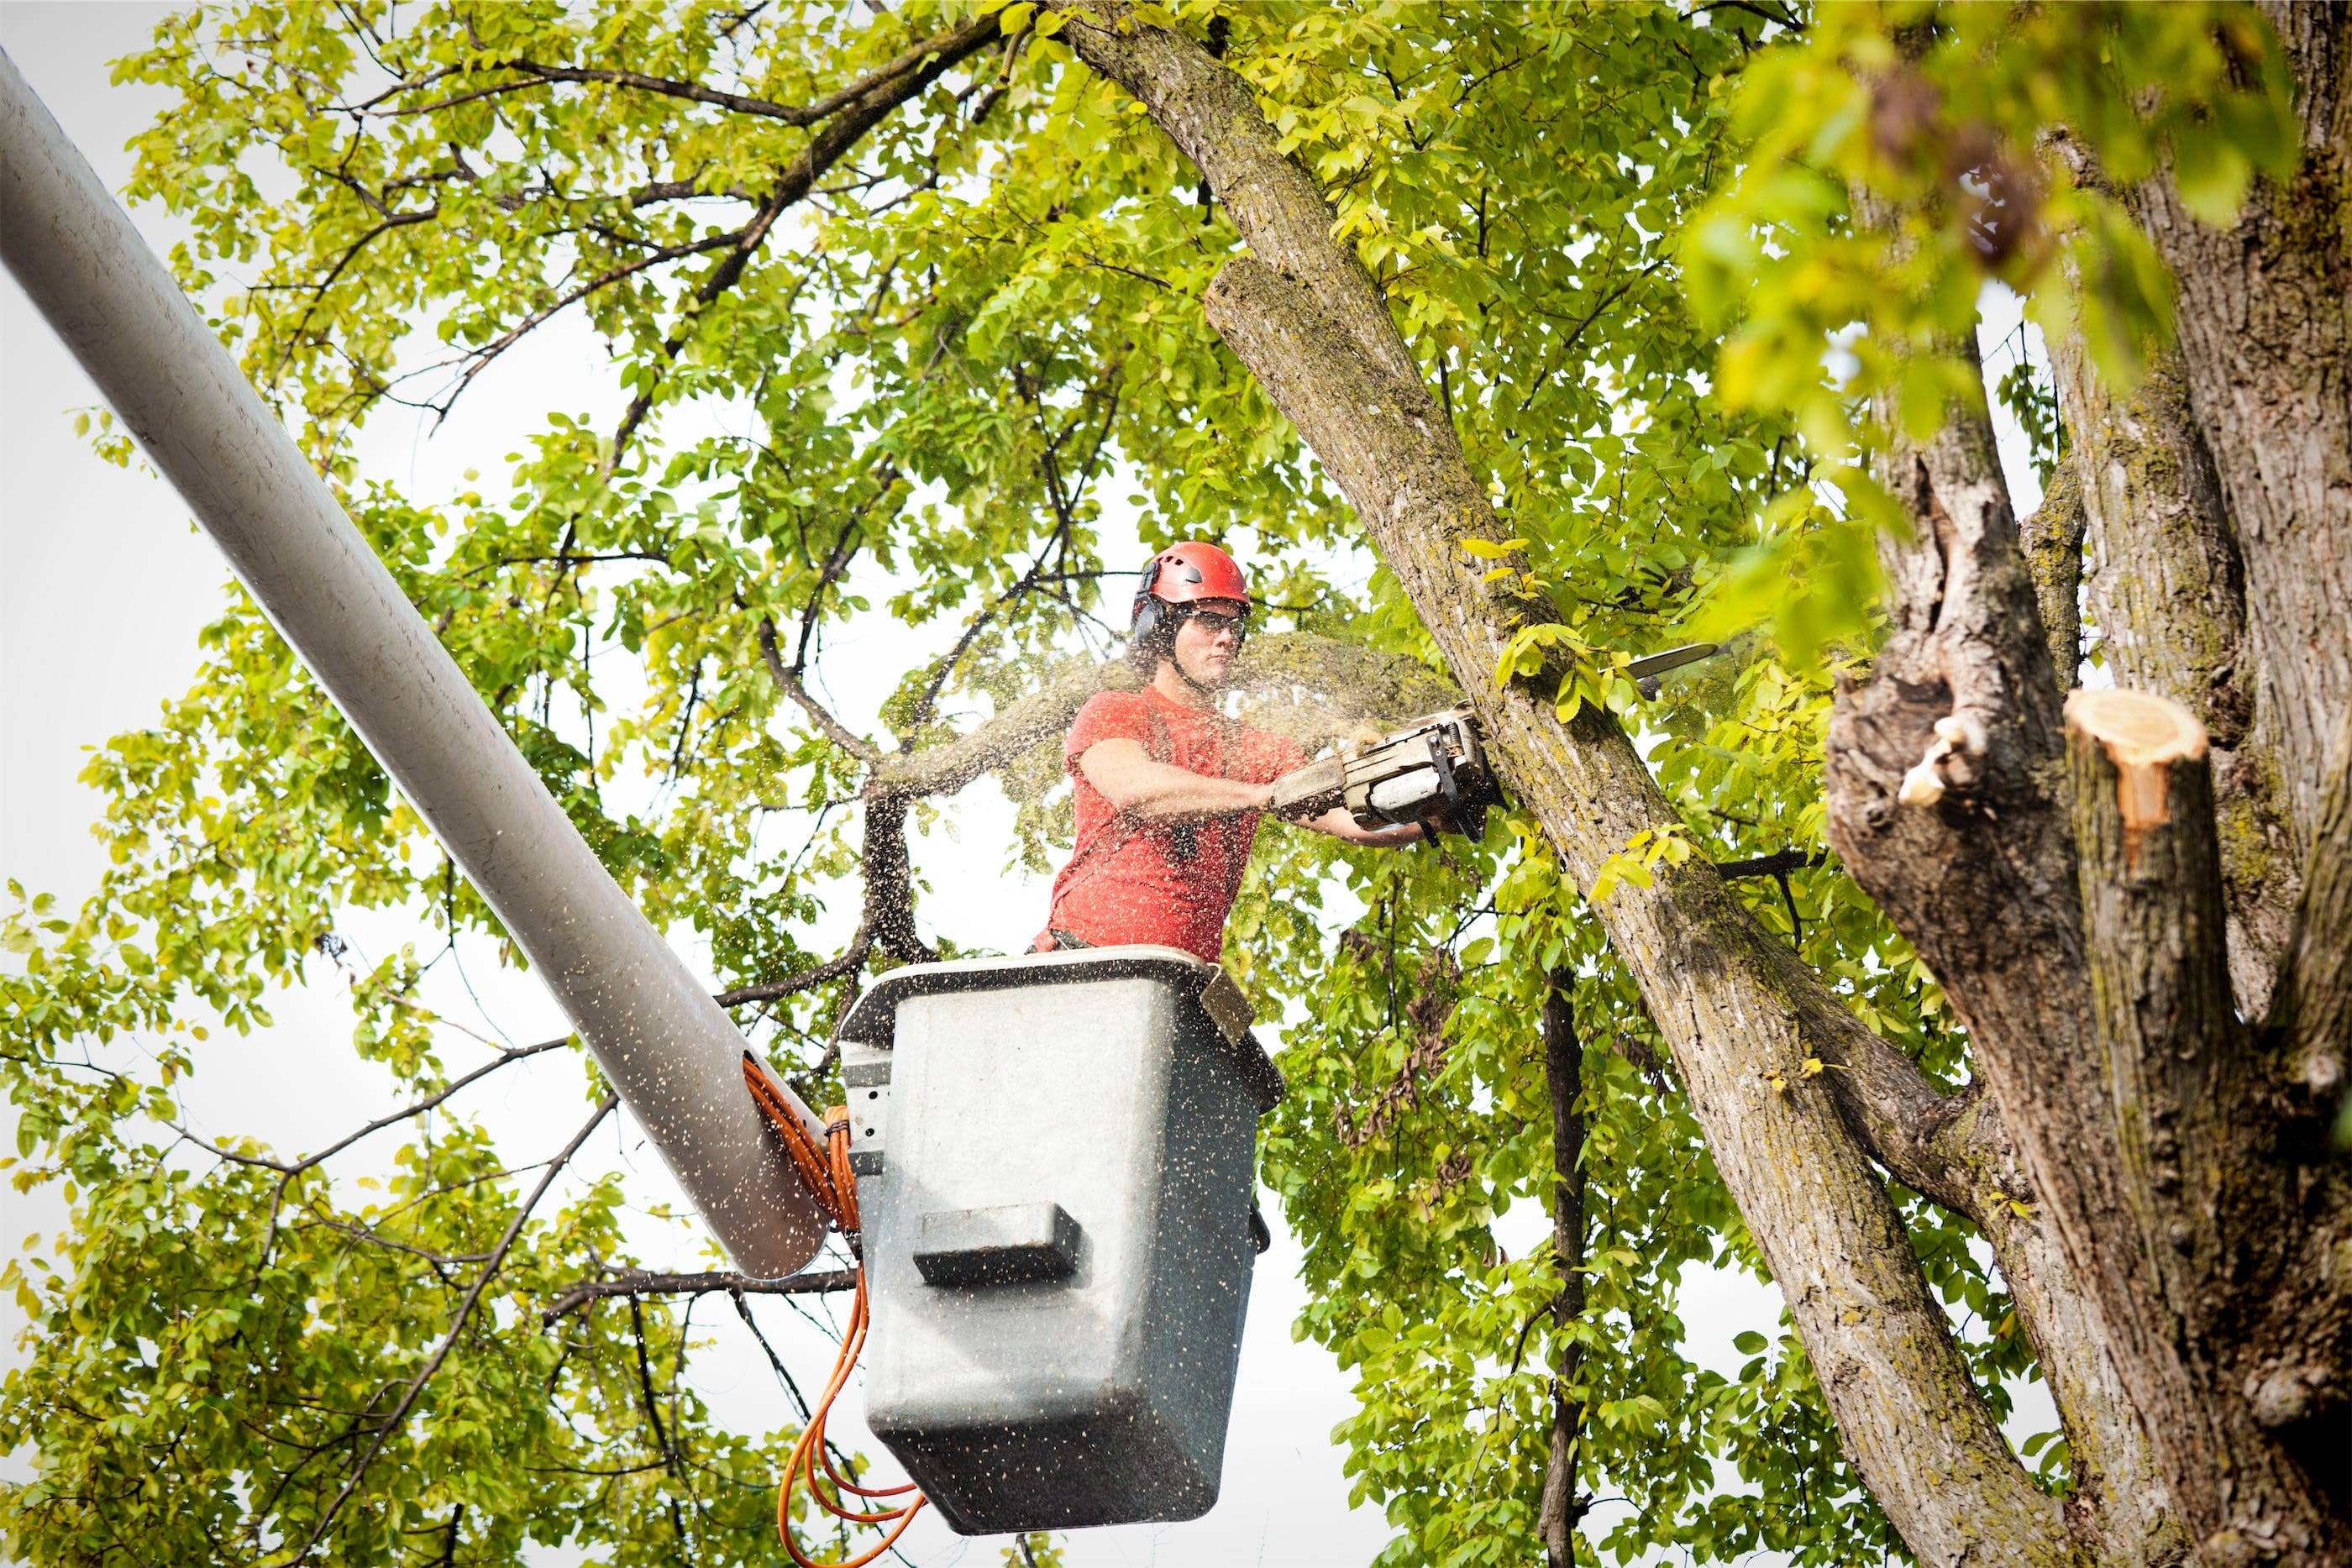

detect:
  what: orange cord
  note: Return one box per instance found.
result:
[741,1057,929,1565]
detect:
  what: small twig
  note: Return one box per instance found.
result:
[713,937,872,1007]
[280,1096,617,1564]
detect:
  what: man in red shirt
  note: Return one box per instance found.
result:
[1035,542,1427,962]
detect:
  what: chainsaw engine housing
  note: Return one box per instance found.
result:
[1270,705,1500,837]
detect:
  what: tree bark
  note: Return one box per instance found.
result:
[1537,978,1585,1568]
[2065,692,2349,1564]
[1048,6,2081,1561]
[2247,705,2352,1518]
[1824,317,2346,1559]
[2046,244,2297,1018]
[2013,451,2086,702]
[1822,8,2352,1553]
[2136,2,2352,867]
[1818,345,2208,1558]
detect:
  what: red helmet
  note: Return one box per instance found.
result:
[1132,541,1251,624]
[1129,542,1251,674]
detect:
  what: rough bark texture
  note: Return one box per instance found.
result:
[2250,704,2352,1519]
[1050,6,2084,1561]
[2048,289,2297,1018]
[2139,1,2352,863]
[1818,343,2213,1560]
[2066,694,2344,1565]
[2013,451,2086,701]
[2272,708,2352,1112]
[1824,338,2349,1565]
[1538,980,1586,1568]
[1819,11,2352,1546]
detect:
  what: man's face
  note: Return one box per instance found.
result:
[1171,600,1248,687]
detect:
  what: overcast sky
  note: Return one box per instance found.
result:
[1,7,2055,1565]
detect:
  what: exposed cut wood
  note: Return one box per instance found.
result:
[2066,689,2210,853]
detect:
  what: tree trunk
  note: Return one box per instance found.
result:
[1820,24,2352,1536]
[1823,323,2349,1563]
[2063,692,2349,1564]
[2043,184,2298,1016]
[1537,978,1585,1568]
[2136,2,2352,864]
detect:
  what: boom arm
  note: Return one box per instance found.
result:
[0,49,827,1275]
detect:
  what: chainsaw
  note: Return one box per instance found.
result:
[1268,642,1719,837]
[1269,705,1499,837]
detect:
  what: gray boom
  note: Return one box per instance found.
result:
[0,49,826,1275]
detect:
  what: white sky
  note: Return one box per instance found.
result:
[0,6,2058,1565]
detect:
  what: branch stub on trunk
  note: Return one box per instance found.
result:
[2066,689,2210,862]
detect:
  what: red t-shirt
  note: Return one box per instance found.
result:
[1037,688,1306,963]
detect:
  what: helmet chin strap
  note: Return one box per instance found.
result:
[1168,645,1221,699]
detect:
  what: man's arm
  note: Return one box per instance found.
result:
[1080,740,1432,847]
[1078,738,1274,820]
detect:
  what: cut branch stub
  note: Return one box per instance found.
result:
[2066,689,2211,868]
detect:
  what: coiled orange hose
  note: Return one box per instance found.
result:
[742,1057,929,1565]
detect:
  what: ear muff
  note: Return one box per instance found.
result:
[1131,554,1163,628]
[1129,554,1171,672]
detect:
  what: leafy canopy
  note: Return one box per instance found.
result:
[3,2,2293,1564]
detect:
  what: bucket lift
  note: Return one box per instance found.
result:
[746,947,1283,1538]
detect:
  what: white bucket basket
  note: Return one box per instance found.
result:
[835,947,1282,1534]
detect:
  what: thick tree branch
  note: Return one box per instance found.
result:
[1821,325,2213,1557]
[1046,8,2071,1560]
[2272,706,2352,1097]
[543,1265,858,1324]
[857,792,934,966]
[1711,847,1824,879]
[759,615,881,763]
[2013,451,2085,700]
[2064,691,2344,1559]
[1536,978,1588,1568]
[2244,707,2352,1492]
[2045,264,2292,1016]
[2131,1,2352,867]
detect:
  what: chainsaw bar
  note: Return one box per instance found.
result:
[1624,642,1720,682]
